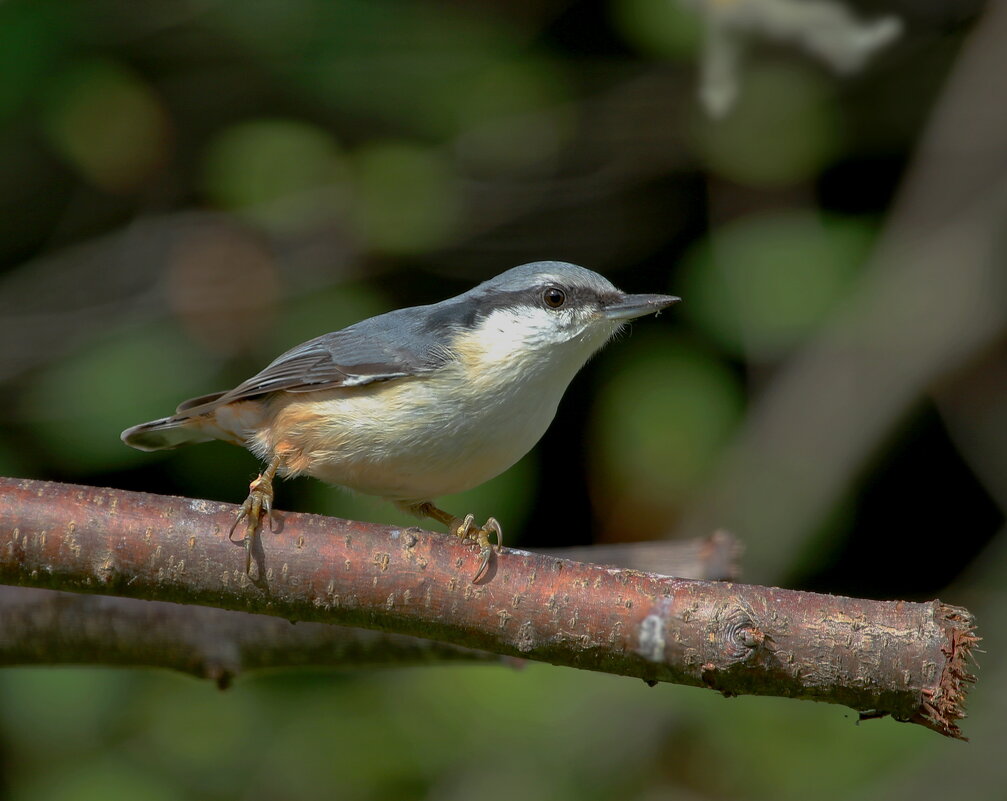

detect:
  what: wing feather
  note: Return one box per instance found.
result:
[170,304,457,418]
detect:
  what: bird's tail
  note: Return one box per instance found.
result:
[120,415,214,452]
[121,390,233,452]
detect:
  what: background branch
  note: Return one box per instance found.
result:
[536,529,741,580]
[680,0,1007,583]
[0,586,510,687]
[0,477,978,739]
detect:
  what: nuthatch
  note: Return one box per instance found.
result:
[122,261,679,579]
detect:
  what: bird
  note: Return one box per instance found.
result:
[121,261,679,579]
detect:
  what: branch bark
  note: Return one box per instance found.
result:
[0,477,978,739]
[0,586,510,687]
[0,530,737,685]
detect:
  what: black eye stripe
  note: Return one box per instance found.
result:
[464,282,610,320]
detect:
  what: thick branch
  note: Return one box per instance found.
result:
[0,477,977,738]
[0,532,737,684]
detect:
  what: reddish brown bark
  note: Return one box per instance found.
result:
[0,477,977,738]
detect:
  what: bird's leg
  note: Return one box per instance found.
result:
[409,502,502,582]
[229,453,282,573]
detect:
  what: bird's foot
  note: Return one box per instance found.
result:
[229,456,281,574]
[452,513,502,582]
[404,502,503,582]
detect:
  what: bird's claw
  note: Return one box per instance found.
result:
[229,473,276,574]
[453,514,502,582]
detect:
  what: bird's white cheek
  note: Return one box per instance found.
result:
[470,307,559,354]
[458,307,613,373]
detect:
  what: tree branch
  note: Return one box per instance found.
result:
[0,530,737,685]
[0,477,978,739]
[536,529,741,580]
[0,586,510,687]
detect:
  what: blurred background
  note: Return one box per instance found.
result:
[1,0,1005,798]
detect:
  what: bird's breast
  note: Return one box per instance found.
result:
[255,340,590,501]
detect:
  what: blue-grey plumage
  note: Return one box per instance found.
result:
[121,261,679,577]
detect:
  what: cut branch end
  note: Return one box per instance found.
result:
[910,604,980,740]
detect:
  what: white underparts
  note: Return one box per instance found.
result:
[243,306,621,503]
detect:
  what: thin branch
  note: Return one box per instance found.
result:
[0,586,509,687]
[684,0,902,116]
[0,477,978,739]
[536,529,742,580]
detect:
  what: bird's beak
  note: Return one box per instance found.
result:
[603,293,681,321]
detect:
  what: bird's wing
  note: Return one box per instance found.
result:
[173,306,454,417]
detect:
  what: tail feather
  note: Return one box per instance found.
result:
[120,416,214,452]
[175,391,228,414]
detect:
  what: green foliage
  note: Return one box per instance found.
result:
[20,325,218,473]
[0,0,73,119]
[41,59,169,191]
[349,141,459,254]
[591,333,744,510]
[681,211,874,358]
[610,0,703,59]
[451,55,573,175]
[207,0,543,141]
[0,665,927,801]
[202,118,348,231]
[692,62,842,186]
[269,281,391,351]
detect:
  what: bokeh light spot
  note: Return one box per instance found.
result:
[693,62,841,186]
[591,335,743,533]
[349,141,458,254]
[20,325,218,473]
[610,0,703,59]
[41,60,170,192]
[681,210,873,358]
[202,118,347,231]
[452,56,572,175]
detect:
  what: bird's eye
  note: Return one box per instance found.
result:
[543,287,566,309]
